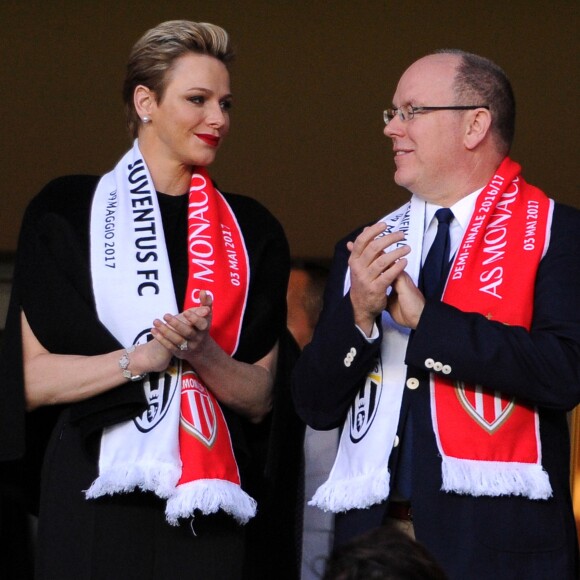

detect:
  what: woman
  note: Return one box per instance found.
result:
[1,20,290,578]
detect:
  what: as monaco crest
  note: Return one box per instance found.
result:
[349,358,383,443]
[455,382,515,433]
[180,370,217,447]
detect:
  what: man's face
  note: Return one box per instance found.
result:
[384,54,470,205]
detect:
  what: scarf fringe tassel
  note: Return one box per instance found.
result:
[85,463,181,500]
[309,466,391,512]
[165,479,257,526]
[441,457,553,500]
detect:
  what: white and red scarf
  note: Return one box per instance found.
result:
[311,158,553,513]
[87,140,256,525]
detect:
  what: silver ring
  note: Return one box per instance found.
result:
[179,340,189,351]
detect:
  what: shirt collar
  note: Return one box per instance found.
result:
[424,187,484,233]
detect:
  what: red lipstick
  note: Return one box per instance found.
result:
[196,134,220,147]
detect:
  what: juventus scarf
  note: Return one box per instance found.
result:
[311,157,553,512]
[87,140,256,525]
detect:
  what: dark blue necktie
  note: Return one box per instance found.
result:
[421,208,454,299]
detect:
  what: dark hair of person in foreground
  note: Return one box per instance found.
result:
[323,523,448,580]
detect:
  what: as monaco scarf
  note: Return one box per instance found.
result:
[311,158,553,513]
[87,140,256,525]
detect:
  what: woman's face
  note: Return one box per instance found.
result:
[143,52,232,168]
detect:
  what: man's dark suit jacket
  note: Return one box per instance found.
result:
[292,201,580,580]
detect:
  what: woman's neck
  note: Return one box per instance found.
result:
[138,136,193,196]
[149,159,192,196]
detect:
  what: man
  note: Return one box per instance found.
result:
[287,261,328,352]
[286,261,338,580]
[292,50,580,579]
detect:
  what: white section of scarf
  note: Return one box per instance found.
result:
[310,195,426,512]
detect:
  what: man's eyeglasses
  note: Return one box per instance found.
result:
[383,104,489,125]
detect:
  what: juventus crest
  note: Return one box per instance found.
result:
[349,358,383,443]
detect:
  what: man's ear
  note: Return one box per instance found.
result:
[464,107,492,150]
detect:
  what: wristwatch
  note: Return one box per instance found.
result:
[119,345,147,381]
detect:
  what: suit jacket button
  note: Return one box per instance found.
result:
[344,349,355,367]
[425,358,435,369]
[433,361,443,372]
[393,435,400,448]
[442,364,452,375]
[406,377,420,390]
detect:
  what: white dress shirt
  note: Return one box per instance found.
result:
[421,188,483,265]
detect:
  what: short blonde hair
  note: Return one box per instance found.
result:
[123,20,234,138]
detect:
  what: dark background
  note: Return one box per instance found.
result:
[1,0,578,259]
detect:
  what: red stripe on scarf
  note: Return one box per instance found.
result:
[434,157,550,467]
[178,168,249,488]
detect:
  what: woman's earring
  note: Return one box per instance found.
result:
[142,116,151,124]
